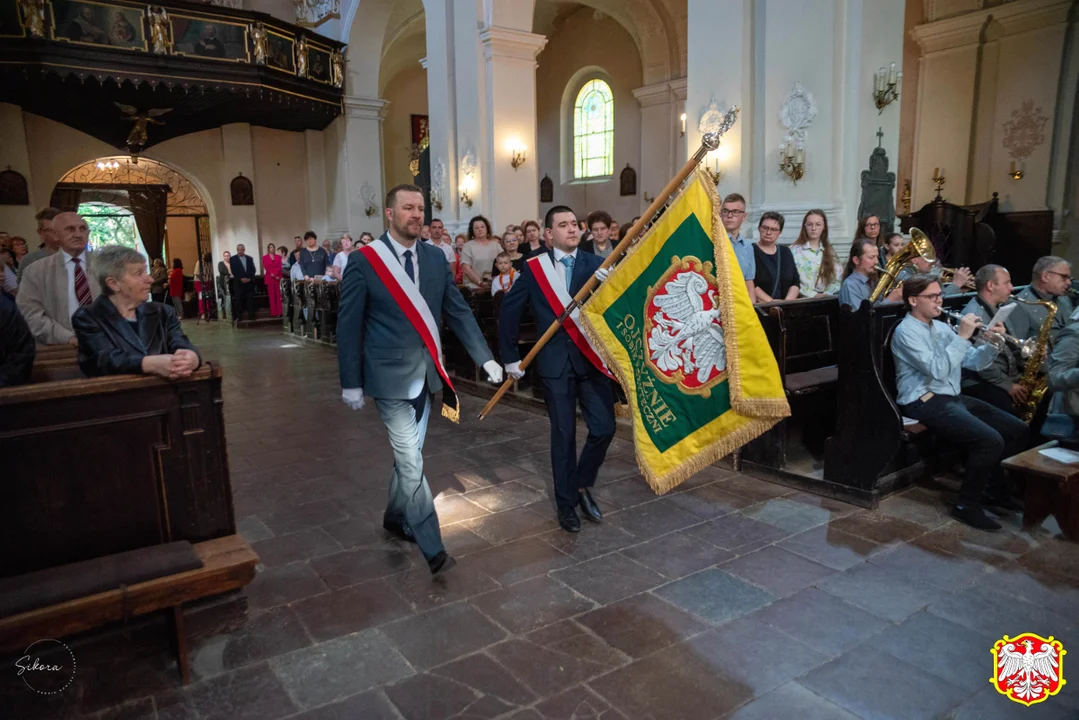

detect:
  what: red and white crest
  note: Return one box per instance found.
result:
[991,633,1066,706]
[644,255,726,398]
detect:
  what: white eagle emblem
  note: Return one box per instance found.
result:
[646,257,726,395]
[991,634,1066,706]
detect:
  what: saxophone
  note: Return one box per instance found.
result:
[1012,296,1057,423]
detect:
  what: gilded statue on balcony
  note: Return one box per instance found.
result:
[296,35,308,78]
[18,0,47,38]
[330,49,344,88]
[251,22,268,65]
[148,6,170,55]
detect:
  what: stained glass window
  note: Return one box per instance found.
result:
[573,79,614,179]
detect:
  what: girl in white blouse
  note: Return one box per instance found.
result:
[791,209,842,297]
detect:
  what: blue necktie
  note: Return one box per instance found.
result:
[560,255,575,289]
[403,250,414,282]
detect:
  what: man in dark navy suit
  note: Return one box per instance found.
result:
[229,244,257,323]
[498,205,615,532]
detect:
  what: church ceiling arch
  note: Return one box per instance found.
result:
[59,157,209,216]
[344,0,400,97]
[534,0,683,84]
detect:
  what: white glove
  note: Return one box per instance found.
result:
[506,361,525,380]
[594,267,611,282]
[483,360,504,384]
[341,388,365,410]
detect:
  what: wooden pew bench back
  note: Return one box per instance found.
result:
[0,366,235,578]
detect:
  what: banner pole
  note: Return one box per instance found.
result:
[478,109,739,420]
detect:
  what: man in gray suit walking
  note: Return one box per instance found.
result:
[337,184,503,576]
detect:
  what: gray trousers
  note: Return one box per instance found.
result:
[374,393,443,561]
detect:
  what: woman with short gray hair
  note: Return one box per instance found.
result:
[72,245,201,379]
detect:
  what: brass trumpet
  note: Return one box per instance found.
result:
[940,309,1037,359]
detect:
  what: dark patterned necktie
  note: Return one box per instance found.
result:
[73,257,92,306]
[403,250,415,282]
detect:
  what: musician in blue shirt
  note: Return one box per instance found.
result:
[891,274,1028,532]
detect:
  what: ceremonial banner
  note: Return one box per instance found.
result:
[579,170,790,493]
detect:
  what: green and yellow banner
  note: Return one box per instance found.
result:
[579,170,790,493]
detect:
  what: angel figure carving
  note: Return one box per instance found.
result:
[251,22,268,65]
[115,103,172,151]
[148,6,170,55]
[996,638,1062,703]
[647,267,726,388]
[295,35,308,78]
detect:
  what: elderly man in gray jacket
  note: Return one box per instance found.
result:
[16,211,101,345]
[338,184,502,577]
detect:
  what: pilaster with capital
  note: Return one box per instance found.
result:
[342,95,389,234]
[478,26,547,228]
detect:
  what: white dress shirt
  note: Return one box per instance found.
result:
[386,232,419,286]
[61,248,88,320]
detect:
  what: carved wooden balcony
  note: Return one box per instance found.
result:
[0,0,346,151]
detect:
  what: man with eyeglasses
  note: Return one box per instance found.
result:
[720,193,755,301]
[1016,255,1074,341]
[891,274,1028,532]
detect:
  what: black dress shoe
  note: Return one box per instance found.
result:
[382,519,416,543]
[558,507,581,533]
[578,489,603,523]
[982,493,1024,514]
[951,505,1002,532]
[428,551,457,576]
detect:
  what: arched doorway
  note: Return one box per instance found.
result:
[55,157,210,273]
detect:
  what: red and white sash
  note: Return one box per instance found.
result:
[359,241,461,423]
[528,253,613,379]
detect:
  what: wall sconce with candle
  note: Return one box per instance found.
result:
[873,62,902,114]
[460,150,477,209]
[510,145,526,170]
[680,113,687,137]
[704,145,730,185]
[778,137,805,185]
[1008,160,1024,181]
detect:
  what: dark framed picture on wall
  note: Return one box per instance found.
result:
[170,15,249,62]
[265,30,295,73]
[51,0,147,51]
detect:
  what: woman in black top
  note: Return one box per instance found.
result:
[752,211,801,303]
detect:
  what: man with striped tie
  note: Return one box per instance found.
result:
[17,211,101,346]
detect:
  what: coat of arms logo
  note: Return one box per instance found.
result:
[990,633,1066,706]
[645,256,727,397]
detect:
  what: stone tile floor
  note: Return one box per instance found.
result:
[5,323,1079,719]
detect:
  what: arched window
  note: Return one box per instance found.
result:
[573,79,614,179]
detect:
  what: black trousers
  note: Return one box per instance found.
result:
[962,380,1019,417]
[540,359,616,511]
[901,393,1028,507]
[231,280,255,321]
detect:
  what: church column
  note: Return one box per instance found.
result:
[422,0,459,227]
[0,103,37,239]
[342,95,389,236]
[632,81,683,216]
[479,27,547,229]
[219,123,259,270]
[304,129,328,240]
[687,0,751,207]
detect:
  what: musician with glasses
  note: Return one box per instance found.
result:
[1017,256,1073,340]
[891,274,1028,532]
[959,264,1030,416]
[720,193,755,300]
